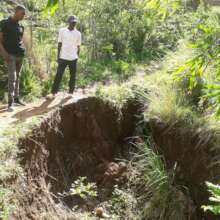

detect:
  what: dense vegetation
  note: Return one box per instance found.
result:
[2,0,220,219]
[0,0,202,100]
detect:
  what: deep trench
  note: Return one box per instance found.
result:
[10,96,220,220]
[13,97,140,220]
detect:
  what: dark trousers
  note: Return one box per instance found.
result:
[7,55,23,104]
[52,59,77,94]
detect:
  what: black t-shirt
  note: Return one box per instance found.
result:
[0,17,25,57]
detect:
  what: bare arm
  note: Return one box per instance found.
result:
[77,32,81,58]
[0,32,10,62]
[57,42,62,62]
[77,46,80,57]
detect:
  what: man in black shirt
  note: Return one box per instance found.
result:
[0,5,26,111]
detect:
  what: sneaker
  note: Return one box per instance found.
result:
[14,98,26,106]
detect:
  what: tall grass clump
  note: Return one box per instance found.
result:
[145,81,198,128]
[95,77,148,111]
[142,77,220,151]
[130,142,193,220]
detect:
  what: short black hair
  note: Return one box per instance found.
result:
[15,5,26,12]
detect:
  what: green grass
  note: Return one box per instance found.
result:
[146,82,197,127]
[158,39,195,74]
[0,187,15,220]
[0,117,42,218]
[129,142,192,220]
[95,76,148,111]
[142,76,220,156]
[96,83,136,110]
[0,117,41,182]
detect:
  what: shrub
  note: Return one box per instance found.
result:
[172,6,220,114]
[111,60,135,81]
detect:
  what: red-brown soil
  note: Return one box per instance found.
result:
[150,118,220,220]
[12,97,140,219]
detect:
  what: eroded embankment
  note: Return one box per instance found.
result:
[8,95,220,220]
[150,118,220,220]
[12,97,140,220]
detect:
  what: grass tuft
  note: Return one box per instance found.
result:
[145,82,197,127]
[129,141,193,220]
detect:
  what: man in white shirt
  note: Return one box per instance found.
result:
[51,15,81,95]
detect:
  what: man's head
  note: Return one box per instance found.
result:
[14,5,26,21]
[67,16,78,30]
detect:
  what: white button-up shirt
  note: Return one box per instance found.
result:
[58,27,82,61]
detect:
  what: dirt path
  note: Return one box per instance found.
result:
[0,89,94,132]
[0,64,150,132]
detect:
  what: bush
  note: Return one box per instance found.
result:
[172,6,220,115]
[111,60,135,81]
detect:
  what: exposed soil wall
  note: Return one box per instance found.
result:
[9,96,219,219]
[12,97,140,220]
[150,118,220,220]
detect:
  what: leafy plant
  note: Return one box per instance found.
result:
[204,84,220,116]
[44,0,64,16]
[173,21,219,88]
[172,8,220,114]
[69,177,97,200]
[144,0,182,20]
[202,182,220,215]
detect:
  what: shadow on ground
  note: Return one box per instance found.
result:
[0,105,8,113]
[12,97,72,122]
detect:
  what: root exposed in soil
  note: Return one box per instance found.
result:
[13,97,140,220]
